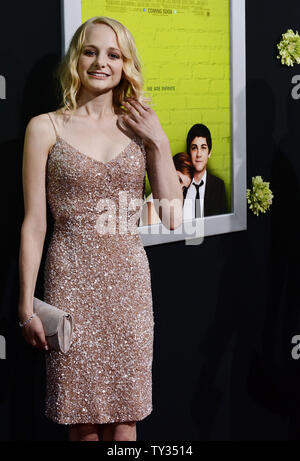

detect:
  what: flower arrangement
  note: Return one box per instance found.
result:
[277,29,300,66]
[246,176,274,216]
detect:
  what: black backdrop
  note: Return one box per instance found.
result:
[1,0,300,441]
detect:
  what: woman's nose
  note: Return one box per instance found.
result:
[95,53,107,67]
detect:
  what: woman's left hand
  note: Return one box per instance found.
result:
[120,97,168,150]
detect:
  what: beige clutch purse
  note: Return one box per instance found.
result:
[33,297,74,354]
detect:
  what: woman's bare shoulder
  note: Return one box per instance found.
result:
[26,112,53,133]
[24,113,57,152]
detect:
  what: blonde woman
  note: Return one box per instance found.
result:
[18,16,182,442]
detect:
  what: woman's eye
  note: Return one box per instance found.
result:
[84,50,120,59]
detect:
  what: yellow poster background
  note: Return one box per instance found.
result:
[82,0,231,210]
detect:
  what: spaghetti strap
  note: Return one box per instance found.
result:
[47,112,59,138]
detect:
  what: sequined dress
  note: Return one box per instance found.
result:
[43,112,154,425]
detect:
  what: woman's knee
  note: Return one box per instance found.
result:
[112,421,137,441]
[78,432,99,441]
[69,423,100,442]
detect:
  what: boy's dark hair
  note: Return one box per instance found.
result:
[186,124,212,155]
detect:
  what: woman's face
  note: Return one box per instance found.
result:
[77,23,124,95]
[177,171,192,191]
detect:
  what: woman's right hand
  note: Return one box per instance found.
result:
[20,315,49,351]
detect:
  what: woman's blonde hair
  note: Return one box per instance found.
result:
[55,16,152,116]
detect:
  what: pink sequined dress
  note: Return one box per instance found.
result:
[43,112,154,425]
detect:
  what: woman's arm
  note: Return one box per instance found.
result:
[122,98,183,230]
[18,114,54,350]
[144,135,183,230]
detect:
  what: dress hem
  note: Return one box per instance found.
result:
[44,408,153,426]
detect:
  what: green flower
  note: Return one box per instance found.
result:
[277,29,300,66]
[246,176,274,216]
